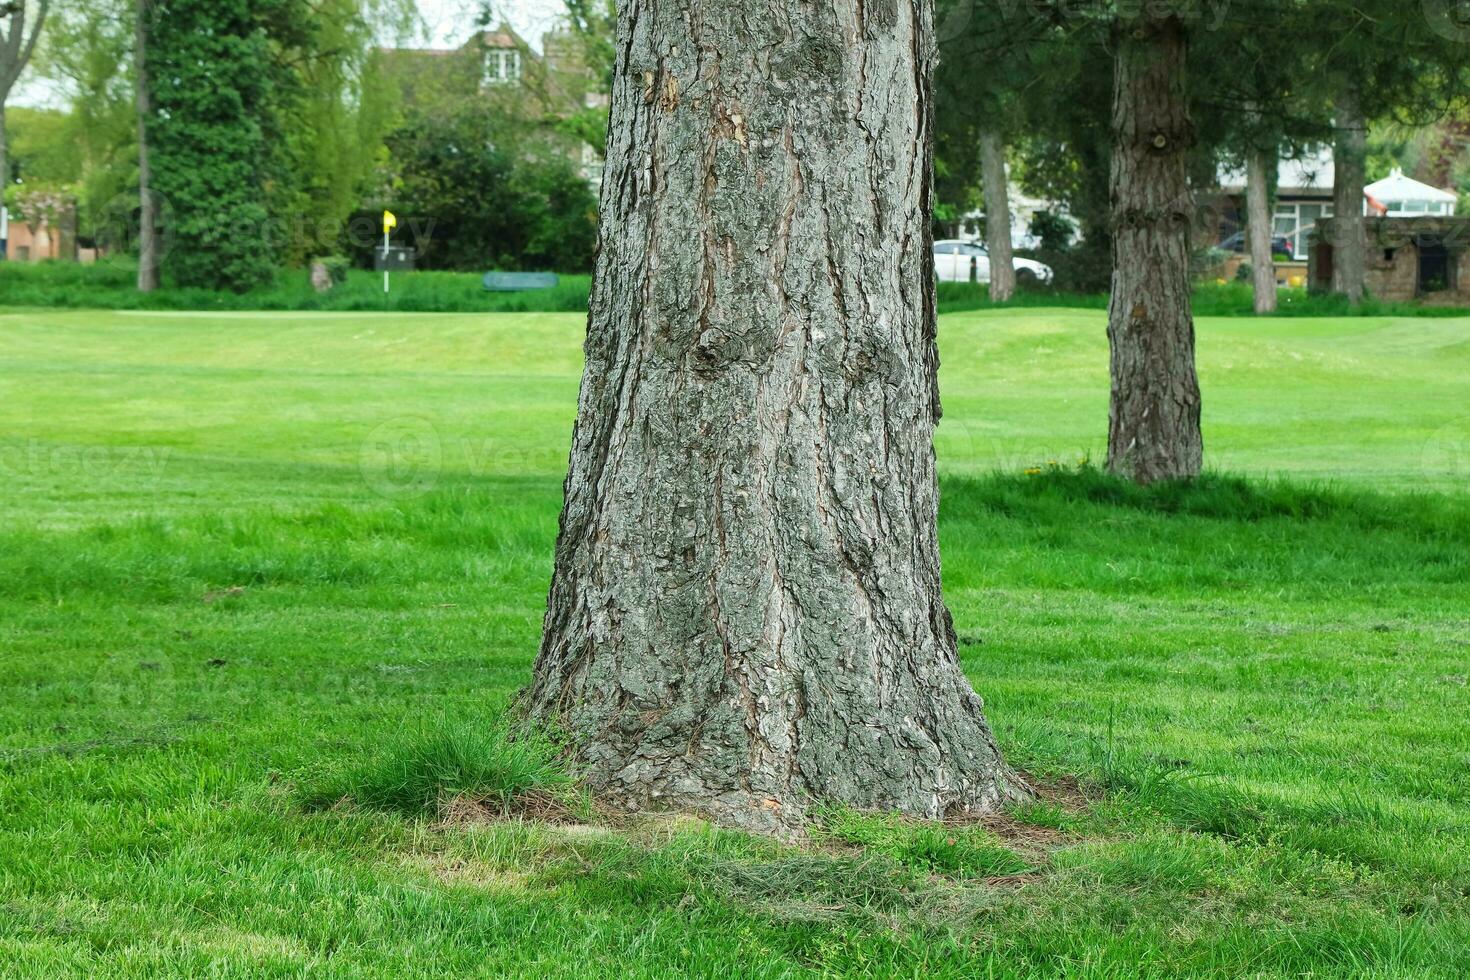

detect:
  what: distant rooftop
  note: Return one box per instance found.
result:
[1219,147,1333,195]
[1365,168,1457,204]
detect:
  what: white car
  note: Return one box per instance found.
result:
[933,239,1053,286]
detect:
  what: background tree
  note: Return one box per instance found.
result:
[266,0,411,264]
[134,0,156,290]
[528,0,1023,833]
[142,0,276,291]
[555,0,614,156]
[1295,0,1470,304]
[1105,7,1201,482]
[30,0,408,285]
[946,1,1203,481]
[1188,5,1334,316]
[935,0,1026,300]
[35,0,140,255]
[1,0,50,203]
[365,102,597,272]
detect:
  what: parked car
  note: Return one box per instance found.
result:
[1217,230,1296,256]
[933,239,1053,285]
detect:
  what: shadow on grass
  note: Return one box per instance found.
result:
[945,464,1470,536]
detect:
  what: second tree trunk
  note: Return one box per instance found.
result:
[1332,86,1367,305]
[1105,14,1202,484]
[136,0,160,292]
[1246,144,1276,315]
[979,128,1016,302]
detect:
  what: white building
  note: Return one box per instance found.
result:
[1363,169,1457,217]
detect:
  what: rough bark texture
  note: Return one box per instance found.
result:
[136,0,160,292]
[1105,14,1202,484]
[528,0,1023,836]
[1246,145,1276,315]
[978,127,1015,302]
[1331,86,1366,305]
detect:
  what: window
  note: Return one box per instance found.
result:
[484,49,521,85]
[1272,202,1333,260]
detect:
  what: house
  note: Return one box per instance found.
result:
[378,24,607,186]
[1216,153,1466,292]
[1,200,82,263]
[1363,168,1458,217]
[1217,148,1335,265]
[1305,169,1465,300]
[1309,215,1470,301]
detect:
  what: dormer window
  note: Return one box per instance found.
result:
[484,48,521,85]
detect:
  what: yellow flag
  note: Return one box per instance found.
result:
[382,210,397,233]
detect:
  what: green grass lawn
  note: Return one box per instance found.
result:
[1,306,1468,977]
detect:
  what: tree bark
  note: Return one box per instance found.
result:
[978,127,1015,302]
[1246,143,1276,314]
[1105,14,1202,484]
[528,0,1023,836]
[136,0,160,292]
[1331,85,1366,305]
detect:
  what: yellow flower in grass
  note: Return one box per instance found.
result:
[1024,467,1043,476]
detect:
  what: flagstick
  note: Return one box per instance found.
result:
[382,226,390,295]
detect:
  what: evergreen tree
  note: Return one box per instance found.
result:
[144,0,276,290]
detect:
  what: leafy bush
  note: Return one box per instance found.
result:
[355,106,599,274]
[1029,209,1076,252]
[146,0,277,292]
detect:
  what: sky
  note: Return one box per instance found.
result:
[417,0,567,50]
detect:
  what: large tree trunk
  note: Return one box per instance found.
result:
[1246,144,1276,314]
[528,0,1022,836]
[1331,85,1366,305]
[978,127,1016,302]
[1105,13,1202,484]
[136,0,160,292]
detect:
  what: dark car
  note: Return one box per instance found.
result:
[1218,230,1295,256]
